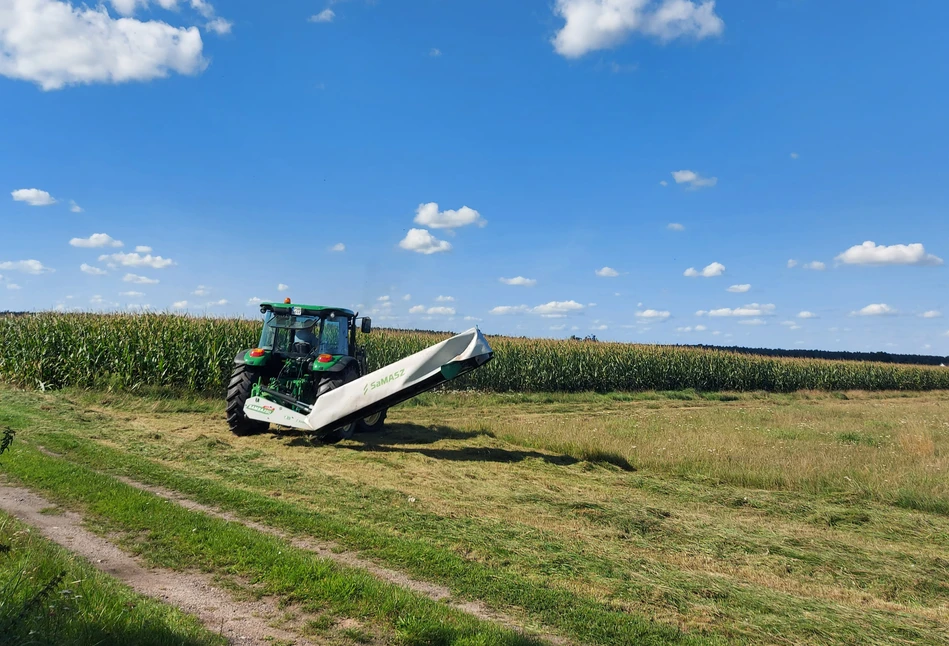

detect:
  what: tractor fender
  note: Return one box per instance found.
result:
[233,349,269,367]
[311,355,359,374]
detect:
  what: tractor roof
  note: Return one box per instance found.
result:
[260,302,356,317]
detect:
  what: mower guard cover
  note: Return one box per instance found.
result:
[243,327,493,433]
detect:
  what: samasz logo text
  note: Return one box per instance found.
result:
[363,368,406,395]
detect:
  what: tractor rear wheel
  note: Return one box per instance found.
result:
[226,364,269,436]
[316,368,359,444]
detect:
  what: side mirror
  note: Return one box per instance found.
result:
[360,317,372,334]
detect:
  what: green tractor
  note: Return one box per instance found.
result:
[226,300,384,443]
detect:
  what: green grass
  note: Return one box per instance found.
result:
[0,512,226,646]
[3,386,948,644]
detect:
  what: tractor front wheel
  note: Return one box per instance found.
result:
[226,364,269,436]
[316,368,359,444]
[357,409,387,433]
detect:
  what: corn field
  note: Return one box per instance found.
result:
[1,312,948,394]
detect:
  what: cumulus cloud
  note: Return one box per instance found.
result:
[920,310,942,319]
[120,290,144,297]
[636,309,670,320]
[99,252,174,269]
[69,200,83,212]
[435,295,454,302]
[672,169,717,189]
[429,48,442,57]
[6,283,21,290]
[698,303,775,317]
[684,261,725,278]
[797,311,817,319]
[309,8,335,22]
[426,306,455,316]
[595,266,620,277]
[490,305,530,315]
[134,245,152,253]
[727,284,750,293]
[500,276,537,286]
[0,259,54,274]
[207,299,228,307]
[802,261,826,271]
[11,188,56,205]
[0,0,208,90]
[192,286,209,296]
[70,233,123,248]
[667,222,684,231]
[835,241,943,267]
[533,300,585,317]
[551,0,724,58]
[247,296,263,305]
[408,305,426,314]
[787,259,798,269]
[399,228,452,254]
[172,300,188,308]
[123,273,158,284]
[413,202,486,229]
[852,303,897,316]
[378,295,390,302]
[80,263,107,275]
[676,325,707,332]
[330,242,345,252]
[277,283,289,292]
[739,318,766,326]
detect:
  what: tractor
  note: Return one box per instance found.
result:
[226,299,383,443]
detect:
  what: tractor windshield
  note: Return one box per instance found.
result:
[258,311,350,355]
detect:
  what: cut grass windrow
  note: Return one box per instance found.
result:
[0,444,547,646]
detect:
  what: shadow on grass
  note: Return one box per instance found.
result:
[277,423,636,470]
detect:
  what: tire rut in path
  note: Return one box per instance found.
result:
[0,484,317,646]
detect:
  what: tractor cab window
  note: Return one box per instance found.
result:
[320,318,349,355]
[259,312,321,352]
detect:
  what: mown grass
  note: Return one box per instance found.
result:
[0,512,226,646]
[2,386,948,645]
[2,312,949,394]
[0,441,545,646]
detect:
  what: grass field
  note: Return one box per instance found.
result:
[1,385,947,645]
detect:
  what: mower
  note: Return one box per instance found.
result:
[227,299,493,443]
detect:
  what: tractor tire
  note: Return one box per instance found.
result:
[226,364,269,437]
[356,409,387,434]
[316,368,359,444]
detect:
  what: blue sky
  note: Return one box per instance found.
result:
[2,0,948,354]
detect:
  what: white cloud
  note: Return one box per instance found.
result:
[835,241,943,267]
[402,294,411,301]
[727,284,750,293]
[134,245,152,253]
[409,305,426,314]
[781,320,801,330]
[377,295,390,302]
[309,8,335,22]
[123,273,158,284]
[739,318,766,326]
[636,309,670,320]
[426,306,455,316]
[173,300,188,308]
[684,261,725,278]
[676,324,707,332]
[852,303,897,316]
[667,222,684,231]
[700,303,775,317]
[590,324,608,331]
[99,252,174,269]
[275,283,290,292]
[205,17,231,34]
[120,291,144,297]
[490,305,530,315]
[659,180,668,187]
[803,261,826,271]
[11,188,56,206]
[90,294,106,305]
[70,233,123,248]
[69,200,83,213]
[595,266,619,277]
[399,228,452,254]
[790,152,799,159]
[0,260,54,274]
[787,259,798,269]
[920,310,942,319]
[463,316,482,322]
[191,286,209,296]
[500,276,537,286]
[672,169,718,189]
[80,263,107,275]
[549,324,566,331]
[330,242,345,252]
[797,311,817,319]
[532,300,585,316]
[207,299,228,306]
[429,47,442,57]
[247,296,263,305]
[413,202,486,229]
[435,295,454,302]
[0,0,207,91]
[551,0,724,58]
